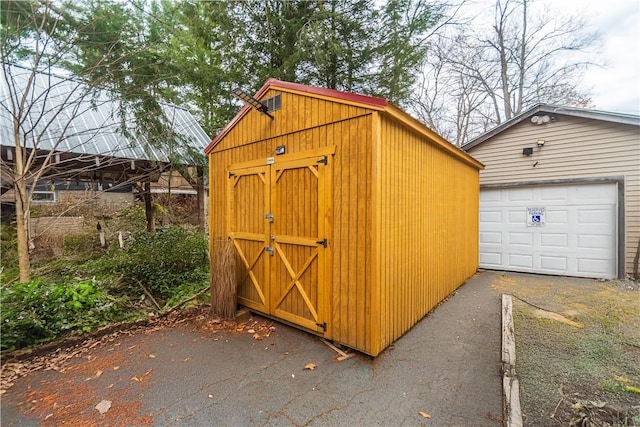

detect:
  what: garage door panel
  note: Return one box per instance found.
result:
[577,258,611,275]
[577,207,613,223]
[508,232,533,246]
[480,231,502,244]
[540,256,567,271]
[480,252,502,265]
[508,254,533,268]
[479,183,617,279]
[508,210,526,223]
[508,188,534,202]
[574,184,615,201]
[540,233,568,247]
[480,211,502,223]
[481,191,502,202]
[545,209,569,224]
[577,234,612,250]
[540,186,568,201]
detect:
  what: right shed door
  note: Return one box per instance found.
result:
[479,183,617,279]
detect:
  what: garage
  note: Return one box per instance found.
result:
[463,104,639,279]
[479,182,618,279]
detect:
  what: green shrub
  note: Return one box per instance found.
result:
[96,226,209,305]
[114,205,148,232]
[0,279,121,352]
[63,232,100,257]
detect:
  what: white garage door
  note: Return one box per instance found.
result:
[479,183,617,279]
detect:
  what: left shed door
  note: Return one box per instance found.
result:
[228,165,270,313]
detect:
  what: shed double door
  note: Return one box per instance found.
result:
[228,149,332,336]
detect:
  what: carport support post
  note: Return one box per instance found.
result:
[196,166,205,232]
[143,180,155,232]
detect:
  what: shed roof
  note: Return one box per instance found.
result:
[1,64,210,165]
[462,103,640,152]
[205,79,482,169]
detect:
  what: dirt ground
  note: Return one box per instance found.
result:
[492,272,640,426]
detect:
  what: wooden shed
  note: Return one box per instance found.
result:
[205,79,483,356]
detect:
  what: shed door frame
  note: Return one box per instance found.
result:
[479,177,624,279]
[227,146,335,336]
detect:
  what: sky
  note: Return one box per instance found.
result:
[557,0,640,115]
[460,0,640,115]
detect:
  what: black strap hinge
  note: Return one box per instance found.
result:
[317,156,328,165]
[316,238,327,248]
[316,322,327,332]
[228,171,235,178]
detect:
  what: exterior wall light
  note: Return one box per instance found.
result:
[537,139,546,147]
[531,115,551,125]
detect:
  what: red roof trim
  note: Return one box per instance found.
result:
[261,79,388,108]
[204,79,388,153]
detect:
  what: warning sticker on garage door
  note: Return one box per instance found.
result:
[526,207,546,226]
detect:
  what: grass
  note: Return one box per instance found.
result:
[493,273,640,426]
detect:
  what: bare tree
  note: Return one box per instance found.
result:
[1,1,204,282]
[413,0,599,145]
[1,2,98,282]
[413,33,495,145]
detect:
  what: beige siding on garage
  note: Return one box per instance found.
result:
[468,115,640,276]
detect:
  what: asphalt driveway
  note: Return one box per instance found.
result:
[1,272,503,426]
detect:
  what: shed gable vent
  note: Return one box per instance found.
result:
[263,94,282,113]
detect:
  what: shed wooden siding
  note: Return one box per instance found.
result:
[330,114,374,352]
[212,89,375,153]
[467,115,639,276]
[208,93,378,352]
[373,114,479,352]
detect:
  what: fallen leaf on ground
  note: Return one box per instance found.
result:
[615,376,631,383]
[418,411,431,418]
[148,354,156,358]
[253,333,263,340]
[625,385,640,393]
[247,329,256,334]
[131,376,141,382]
[95,370,103,378]
[95,399,112,414]
[113,366,120,371]
[304,363,316,371]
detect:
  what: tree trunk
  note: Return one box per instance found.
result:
[15,179,31,283]
[143,180,155,232]
[516,0,528,116]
